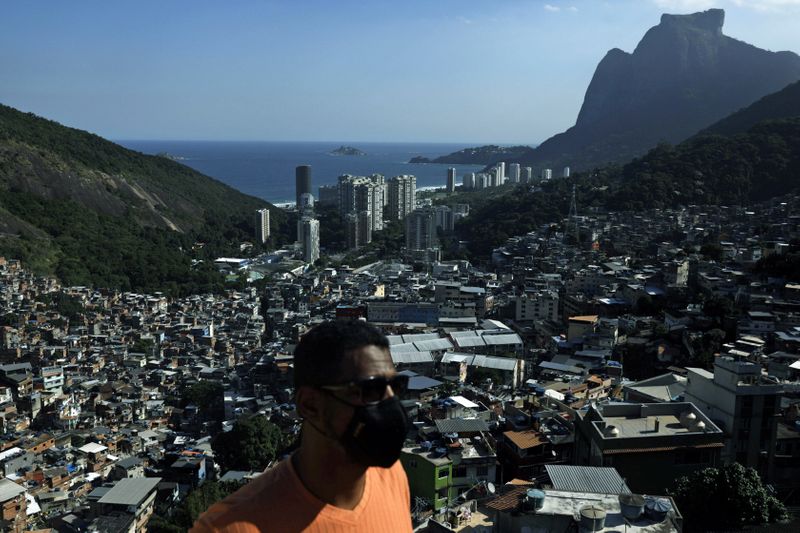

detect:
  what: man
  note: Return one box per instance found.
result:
[191,320,413,532]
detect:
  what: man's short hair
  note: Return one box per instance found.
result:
[293,319,390,389]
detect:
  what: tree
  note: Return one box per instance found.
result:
[183,381,224,421]
[670,463,787,532]
[149,480,243,532]
[211,415,284,472]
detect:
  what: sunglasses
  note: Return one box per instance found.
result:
[318,374,410,405]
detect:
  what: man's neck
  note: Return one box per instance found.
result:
[292,445,368,510]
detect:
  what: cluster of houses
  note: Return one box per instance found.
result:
[0,192,798,532]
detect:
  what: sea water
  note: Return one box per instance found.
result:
[118,140,486,204]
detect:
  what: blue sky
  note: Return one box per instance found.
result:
[2,0,799,144]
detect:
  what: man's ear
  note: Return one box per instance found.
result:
[295,385,323,422]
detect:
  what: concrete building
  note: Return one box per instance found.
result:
[254,208,270,244]
[562,166,571,178]
[542,168,553,181]
[338,174,384,232]
[433,205,454,232]
[345,211,372,250]
[297,217,320,263]
[317,184,338,206]
[297,192,314,215]
[446,168,456,193]
[387,175,417,221]
[295,165,311,208]
[509,163,521,183]
[514,290,559,323]
[575,402,724,493]
[406,207,438,252]
[684,356,784,480]
[524,166,533,182]
[463,172,476,190]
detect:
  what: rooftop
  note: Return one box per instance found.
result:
[98,477,161,507]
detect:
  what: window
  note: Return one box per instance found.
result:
[438,468,449,479]
[453,465,468,478]
[477,465,489,477]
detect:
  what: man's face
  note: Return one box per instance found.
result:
[319,344,397,446]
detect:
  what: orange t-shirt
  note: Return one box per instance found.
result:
[190,457,413,533]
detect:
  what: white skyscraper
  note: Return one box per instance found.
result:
[524,167,533,182]
[493,166,503,187]
[338,174,385,231]
[542,168,553,181]
[255,208,270,244]
[387,175,417,221]
[446,168,456,193]
[563,166,571,178]
[509,163,521,183]
[298,217,320,263]
[463,172,476,189]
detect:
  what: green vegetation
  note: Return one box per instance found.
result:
[183,381,225,420]
[0,103,292,293]
[451,119,800,260]
[211,415,285,472]
[150,480,244,532]
[409,144,531,165]
[671,463,787,532]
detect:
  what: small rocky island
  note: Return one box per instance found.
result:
[329,145,366,156]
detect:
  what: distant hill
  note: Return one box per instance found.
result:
[410,145,530,165]
[0,104,288,293]
[512,9,800,172]
[699,80,800,137]
[454,118,800,258]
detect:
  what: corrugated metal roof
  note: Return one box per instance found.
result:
[414,338,453,351]
[391,351,434,364]
[449,331,480,339]
[402,333,440,343]
[472,355,517,371]
[408,376,443,390]
[386,335,405,346]
[434,418,489,434]
[483,333,522,346]
[539,361,583,374]
[545,465,631,495]
[455,336,486,348]
[391,343,419,353]
[441,353,472,364]
[0,479,25,501]
[98,477,162,506]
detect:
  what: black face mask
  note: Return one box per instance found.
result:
[323,392,410,468]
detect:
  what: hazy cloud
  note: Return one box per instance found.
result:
[544,4,561,12]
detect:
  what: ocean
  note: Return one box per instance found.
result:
[117,140,486,204]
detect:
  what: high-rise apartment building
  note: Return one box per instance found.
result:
[463,172,476,189]
[387,175,417,221]
[295,165,312,208]
[255,208,270,244]
[338,174,385,232]
[297,216,320,263]
[446,168,456,193]
[345,211,373,249]
[317,184,338,206]
[405,207,438,251]
[298,192,315,215]
[563,166,571,178]
[405,205,455,251]
[541,168,553,181]
[509,163,521,183]
[524,167,533,182]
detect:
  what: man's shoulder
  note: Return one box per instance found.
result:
[191,459,298,532]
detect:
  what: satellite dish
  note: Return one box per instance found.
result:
[486,482,496,495]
